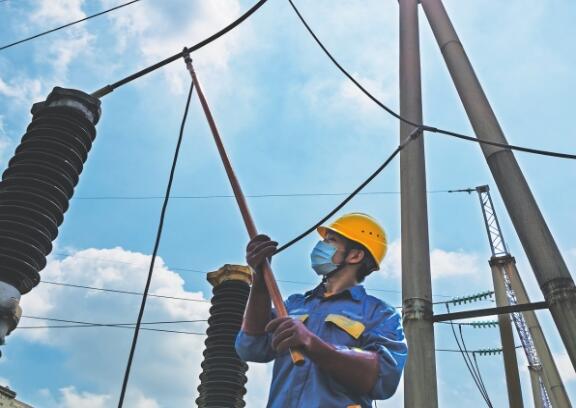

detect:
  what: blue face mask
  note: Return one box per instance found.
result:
[310,241,340,276]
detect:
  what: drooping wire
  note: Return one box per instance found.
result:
[286,0,576,161]
[116,78,194,408]
[91,0,269,98]
[445,304,493,407]
[459,324,492,404]
[0,0,144,51]
[274,127,422,254]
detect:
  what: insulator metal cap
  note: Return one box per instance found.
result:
[207,264,252,288]
[32,87,102,125]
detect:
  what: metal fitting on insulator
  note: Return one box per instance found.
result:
[196,264,252,408]
[0,87,100,355]
[0,282,22,352]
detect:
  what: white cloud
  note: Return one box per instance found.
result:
[0,116,13,167]
[0,77,44,106]
[58,387,111,408]
[28,0,94,80]
[14,247,270,406]
[0,377,10,387]
[292,0,398,126]
[29,0,86,25]
[245,362,273,406]
[430,248,482,279]
[100,0,251,96]
[379,240,482,280]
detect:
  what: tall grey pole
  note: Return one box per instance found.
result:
[505,261,572,408]
[530,367,545,408]
[491,262,524,408]
[420,0,576,368]
[399,1,438,407]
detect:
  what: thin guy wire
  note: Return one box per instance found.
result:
[71,189,453,200]
[91,0,269,97]
[287,0,576,161]
[117,78,194,408]
[18,317,515,354]
[0,0,143,51]
[40,280,211,303]
[21,315,208,329]
[46,252,457,298]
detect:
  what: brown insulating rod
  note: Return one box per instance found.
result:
[183,51,305,365]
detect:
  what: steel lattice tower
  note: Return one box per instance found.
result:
[475,185,570,408]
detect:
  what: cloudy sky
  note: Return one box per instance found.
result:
[0,0,575,406]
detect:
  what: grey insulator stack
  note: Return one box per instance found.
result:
[0,87,100,350]
[196,264,252,408]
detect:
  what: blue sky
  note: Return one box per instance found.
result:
[0,0,575,406]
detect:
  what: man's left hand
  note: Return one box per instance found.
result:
[265,316,316,353]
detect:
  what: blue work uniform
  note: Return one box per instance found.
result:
[235,284,407,408]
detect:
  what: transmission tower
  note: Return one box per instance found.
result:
[474,185,571,408]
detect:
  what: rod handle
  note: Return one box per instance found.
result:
[289,348,305,365]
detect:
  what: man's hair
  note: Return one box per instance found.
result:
[343,238,378,283]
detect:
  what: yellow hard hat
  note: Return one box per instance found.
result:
[317,213,387,270]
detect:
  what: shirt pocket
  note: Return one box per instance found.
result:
[324,313,366,344]
[288,308,309,323]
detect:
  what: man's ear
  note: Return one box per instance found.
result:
[346,248,366,265]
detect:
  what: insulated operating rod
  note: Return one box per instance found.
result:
[184,53,304,365]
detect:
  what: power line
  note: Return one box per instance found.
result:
[274,128,421,255]
[71,190,455,200]
[91,0,269,98]
[117,74,194,408]
[21,315,207,327]
[0,0,144,51]
[20,316,207,335]
[47,252,457,299]
[444,304,494,407]
[287,0,576,161]
[40,280,211,303]
[21,315,513,351]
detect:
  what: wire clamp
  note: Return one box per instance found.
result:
[182,47,193,72]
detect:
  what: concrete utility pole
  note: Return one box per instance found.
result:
[399,1,438,407]
[474,185,570,407]
[505,260,572,408]
[420,0,576,368]
[491,262,524,408]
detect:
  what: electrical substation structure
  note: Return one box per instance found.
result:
[0,0,575,407]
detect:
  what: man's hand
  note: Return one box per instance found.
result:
[265,317,316,353]
[246,234,278,273]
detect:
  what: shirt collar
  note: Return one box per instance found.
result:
[304,283,366,302]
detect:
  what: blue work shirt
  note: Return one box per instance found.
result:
[235,284,407,408]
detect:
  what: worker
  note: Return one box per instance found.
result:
[235,213,407,408]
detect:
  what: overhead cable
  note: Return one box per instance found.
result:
[18,316,514,354]
[71,189,454,200]
[91,0,269,98]
[287,0,576,161]
[117,76,194,408]
[45,253,456,298]
[0,0,144,51]
[21,315,207,329]
[40,276,455,301]
[274,127,421,254]
[445,304,494,407]
[41,280,211,303]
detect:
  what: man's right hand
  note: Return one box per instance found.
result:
[246,234,278,274]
